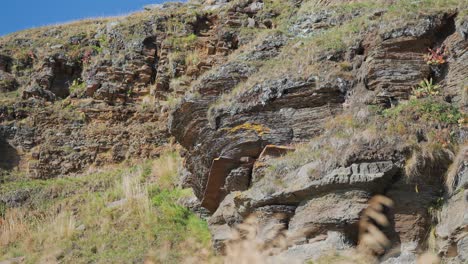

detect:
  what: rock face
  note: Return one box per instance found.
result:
[0,2,246,178]
[83,33,159,102]
[0,0,467,262]
[168,2,468,262]
[276,231,352,262]
[435,190,468,262]
[170,73,346,200]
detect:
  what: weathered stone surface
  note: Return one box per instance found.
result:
[224,164,252,192]
[172,74,346,201]
[206,160,398,252]
[209,193,296,252]
[209,224,234,253]
[209,193,242,226]
[450,147,468,194]
[0,54,13,72]
[239,33,287,61]
[288,190,369,237]
[435,190,468,260]
[360,36,431,105]
[381,242,418,264]
[457,236,468,262]
[202,157,240,212]
[443,29,468,110]
[382,12,456,39]
[387,179,440,246]
[244,161,397,208]
[0,2,467,262]
[0,188,30,207]
[31,53,82,99]
[83,33,159,102]
[274,231,352,262]
[289,8,361,38]
[358,13,459,107]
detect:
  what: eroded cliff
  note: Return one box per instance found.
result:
[0,0,467,263]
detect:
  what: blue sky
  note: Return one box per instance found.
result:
[0,0,171,36]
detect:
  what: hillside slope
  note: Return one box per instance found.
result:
[0,0,467,263]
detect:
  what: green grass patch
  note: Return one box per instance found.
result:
[382,98,463,125]
[0,151,214,263]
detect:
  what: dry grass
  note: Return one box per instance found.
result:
[224,216,291,264]
[0,208,30,247]
[34,211,77,247]
[0,149,212,263]
[265,111,384,180]
[121,169,151,217]
[404,143,455,180]
[151,150,182,189]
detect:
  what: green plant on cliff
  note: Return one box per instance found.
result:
[69,78,86,94]
[412,78,440,98]
[382,98,462,126]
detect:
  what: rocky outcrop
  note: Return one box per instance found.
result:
[0,2,253,179]
[84,32,160,102]
[0,0,467,262]
[168,3,467,262]
[31,53,83,99]
[434,147,468,263]
[171,74,346,200]
[359,13,457,106]
[241,161,398,209]
[435,190,468,262]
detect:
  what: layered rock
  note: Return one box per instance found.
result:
[0,3,252,178]
[0,0,467,262]
[168,5,468,262]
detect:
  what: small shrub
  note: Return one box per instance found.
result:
[185,51,201,67]
[69,78,86,94]
[339,61,353,71]
[423,47,447,65]
[412,78,440,98]
[167,34,198,51]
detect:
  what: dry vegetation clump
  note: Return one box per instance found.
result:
[0,208,30,248]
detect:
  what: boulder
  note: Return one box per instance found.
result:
[288,190,369,239]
